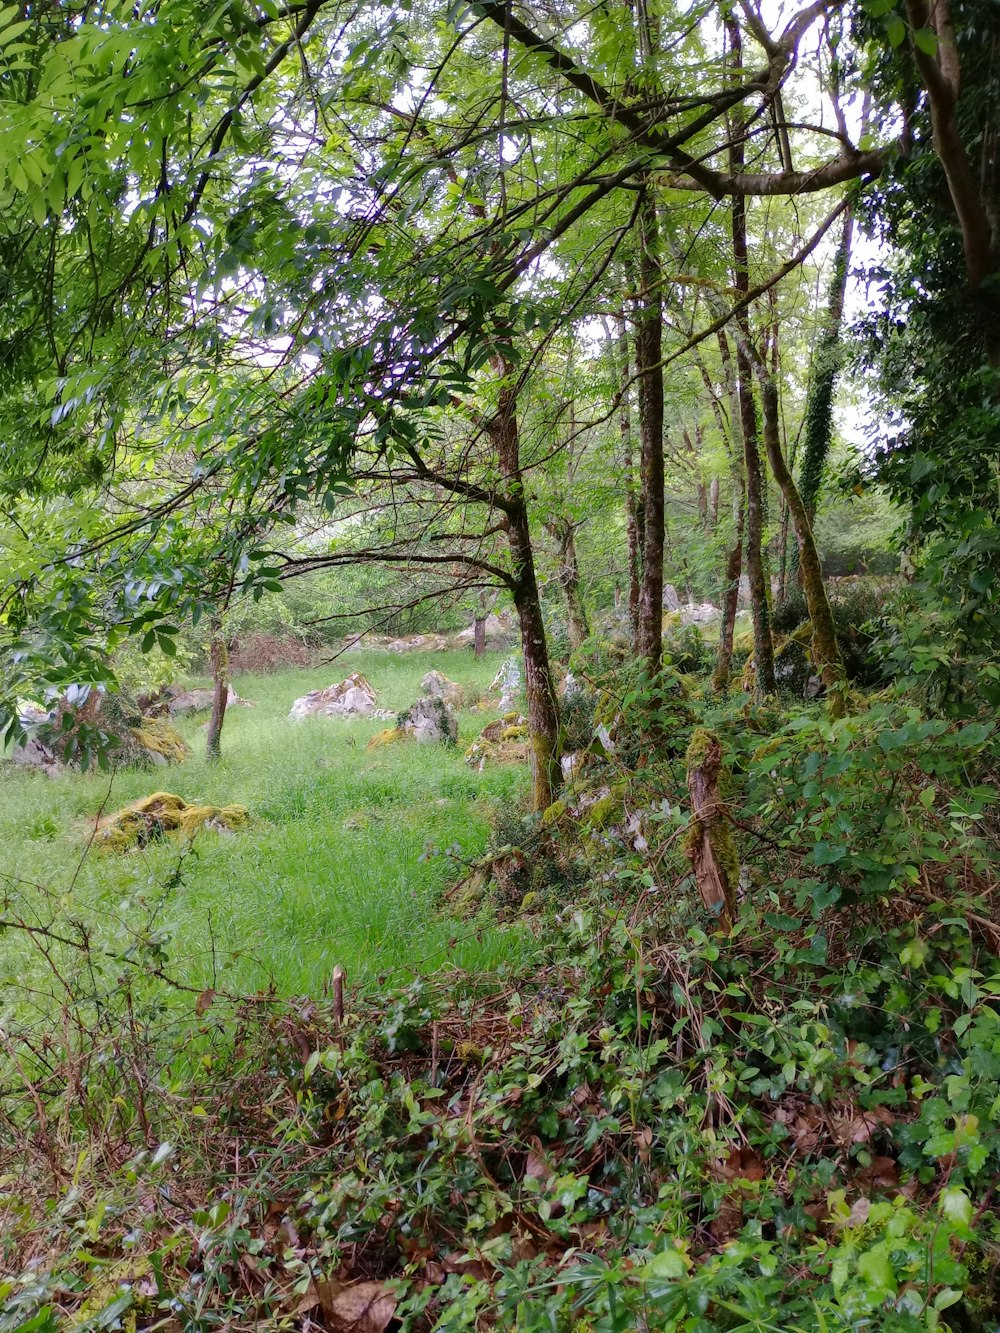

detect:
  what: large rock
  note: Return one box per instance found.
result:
[662,583,681,612]
[289,673,380,720]
[96,792,248,852]
[164,684,249,717]
[678,602,722,626]
[490,656,522,713]
[421,670,464,709]
[455,611,515,648]
[9,688,189,773]
[398,696,458,744]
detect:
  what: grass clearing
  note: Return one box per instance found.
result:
[4,650,533,997]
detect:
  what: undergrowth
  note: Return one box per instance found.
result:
[2,661,1000,1331]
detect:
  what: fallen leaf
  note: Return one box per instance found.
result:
[316,1280,396,1333]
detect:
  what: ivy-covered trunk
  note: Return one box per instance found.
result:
[615,315,643,651]
[799,209,853,523]
[490,382,561,811]
[635,185,665,674]
[206,625,229,761]
[760,377,847,707]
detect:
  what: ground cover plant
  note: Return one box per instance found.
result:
[2,655,999,1331]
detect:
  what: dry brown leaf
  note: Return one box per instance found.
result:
[195,988,216,1016]
[856,1155,900,1190]
[525,1136,555,1185]
[847,1196,871,1227]
[317,1280,396,1333]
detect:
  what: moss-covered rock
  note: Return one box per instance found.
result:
[96,792,248,852]
[128,717,189,765]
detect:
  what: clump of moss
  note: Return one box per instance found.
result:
[367,727,406,750]
[97,792,249,852]
[500,724,527,741]
[586,794,619,829]
[541,799,567,827]
[129,718,189,764]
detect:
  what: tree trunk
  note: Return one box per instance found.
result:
[727,18,775,697]
[685,728,739,930]
[713,510,744,694]
[490,380,561,810]
[473,615,487,658]
[799,208,854,523]
[206,626,229,762]
[711,332,746,694]
[760,377,847,708]
[547,517,589,649]
[734,289,776,699]
[616,316,643,651]
[635,184,665,674]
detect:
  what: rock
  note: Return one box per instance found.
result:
[455,612,514,648]
[421,670,464,709]
[10,687,189,773]
[662,583,681,612]
[678,602,722,626]
[560,670,581,700]
[398,696,458,744]
[166,684,250,717]
[490,656,522,713]
[289,673,378,720]
[561,751,583,781]
[11,735,62,778]
[96,792,248,852]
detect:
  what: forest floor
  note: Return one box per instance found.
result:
[2,656,999,1331]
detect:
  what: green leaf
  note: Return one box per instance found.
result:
[885,13,906,46]
[913,26,938,54]
[857,1246,897,1295]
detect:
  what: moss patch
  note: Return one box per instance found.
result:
[96,792,249,852]
[129,718,189,764]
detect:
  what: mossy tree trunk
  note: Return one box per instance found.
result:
[727,16,775,698]
[547,516,590,649]
[615,313,643,652]
[711,331,745,694]
[489,377,561,811]
[759,377,847,708]
[635,183,665,675]
[798,208,854,525]
[206,624,229,762]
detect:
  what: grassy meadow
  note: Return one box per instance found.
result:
[3,649,533,1001]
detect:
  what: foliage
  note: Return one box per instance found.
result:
[3,679,999,1330]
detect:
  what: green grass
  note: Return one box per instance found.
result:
[3,650,532,997]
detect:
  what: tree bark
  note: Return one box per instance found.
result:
[759,377,847,708]
[711,331,746,693]
[799,208,854,523]
[489,380,561,810]
[547,517,589,649]
[206,625,229,762]
[685,728,739,930]
[635,184,665,673]
[473,614,487,658]
[728,15,775,698]
[616,316,643,651]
